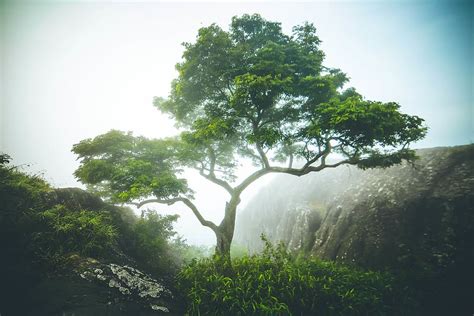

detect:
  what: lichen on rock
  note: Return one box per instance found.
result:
[77,260,172,313]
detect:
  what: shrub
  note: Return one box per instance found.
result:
[0,159,52,265]
[34,205,118,258]
[128,210,181,274]
[178,237,405,315]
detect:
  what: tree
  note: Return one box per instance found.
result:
[72,14,426,259]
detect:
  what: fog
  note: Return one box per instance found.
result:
[1,0,472,245]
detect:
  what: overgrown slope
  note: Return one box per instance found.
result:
[0,155,184,315]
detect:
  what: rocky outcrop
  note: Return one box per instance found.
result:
[236,145,473,264]
[235,145,474,313]
[0,183,181,315]
[73,256,173,314]
[29,257,176,316]
[40,189,180,315]
[309,145,474,270]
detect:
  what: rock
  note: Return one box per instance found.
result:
[75,259,173,313]
[235,145,474,314]
[0,165,183,315]
[151,305,170,312]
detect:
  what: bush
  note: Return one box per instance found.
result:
[0,159,52,265]
[127,210,182,274]
[0,157,54,314]
[178,237,406,315]
[34,205,118,258]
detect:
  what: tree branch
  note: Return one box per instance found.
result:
[199,169,234,195]
[136,197,219,233]
[302,140,331,169]
[235,156,359,195]
[198,149,234,195]
[255,142,270,168]
[250,118,270,169]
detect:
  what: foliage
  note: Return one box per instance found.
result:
[72,131,191,203]
[0,157,185,273]
[154,14,426,172]
[178,237,407,315]
[0,158,53,314]
[0,158,52,265]
[0,158,51,216]
[170,237,213,263]
[168,241,247,264]
[72,14,427,257]
[230,242,250,258]
[127,210,183,273]
[35,205,118,258]
[0,155,194,315]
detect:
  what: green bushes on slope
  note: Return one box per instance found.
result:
[0,155,187,270]
[0,155,186,314]
[36,205,118,259]
[0,158,120,268]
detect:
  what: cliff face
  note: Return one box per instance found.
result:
[235,145,474,312]
[310,146,473,269]
[235,165,352,253]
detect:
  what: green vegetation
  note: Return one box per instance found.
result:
[0,156,187,313]
[128,211,184,274]
[0,154,52,267]
[71,14,426,258]
[0,155,411,315]
[4,12,472,316]
[0,156,180,271]
[2,151,470,315]
[178,236,410,315]
[38,205,117,258]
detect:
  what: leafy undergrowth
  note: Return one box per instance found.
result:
[0,154,195,314]
[178,237,413,315]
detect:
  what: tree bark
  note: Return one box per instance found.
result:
[215,229,232,258]
[214,195,240,259]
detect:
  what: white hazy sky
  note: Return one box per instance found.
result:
[1,0,472,245]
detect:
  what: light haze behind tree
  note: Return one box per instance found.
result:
[72,14,427,258]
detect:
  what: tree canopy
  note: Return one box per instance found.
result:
[73,14,427,256]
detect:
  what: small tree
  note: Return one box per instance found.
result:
[73,14,426,258]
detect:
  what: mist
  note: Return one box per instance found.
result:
[1,1,472,246]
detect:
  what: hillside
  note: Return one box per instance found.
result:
[235,144,474,313]
[0,160,183,315]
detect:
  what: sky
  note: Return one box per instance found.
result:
[1,0,472,245]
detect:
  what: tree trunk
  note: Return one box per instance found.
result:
[215,229,232,259]
[214,195,240,259]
